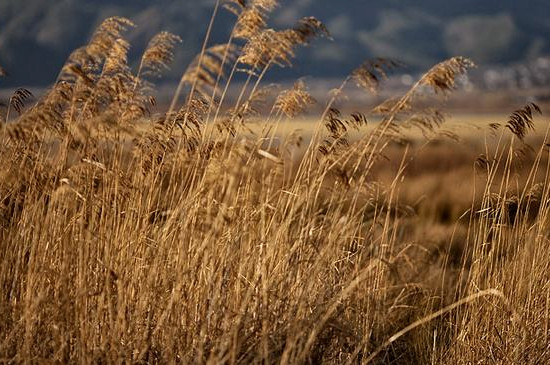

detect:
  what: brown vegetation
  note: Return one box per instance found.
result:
[0,1,549,363]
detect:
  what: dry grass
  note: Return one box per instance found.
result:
[1,2,549,363]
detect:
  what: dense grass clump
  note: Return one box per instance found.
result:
[1,1,549,363]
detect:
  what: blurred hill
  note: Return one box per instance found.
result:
[0,0,549,87]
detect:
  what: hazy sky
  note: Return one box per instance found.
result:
[0,0,549,87]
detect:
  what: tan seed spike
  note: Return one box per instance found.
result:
[87,17,135,63]
[274,79,316,118]
[103,38,130,74]
[420,56,475,94]
[140,32,182,78]
[183,43,238,99]
[234,7,267,40]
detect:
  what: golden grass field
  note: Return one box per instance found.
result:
[1,2,549,363]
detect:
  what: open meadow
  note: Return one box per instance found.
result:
[1,1,549,363]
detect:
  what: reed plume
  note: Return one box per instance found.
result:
[138,32,182,79]
[223,0,247,16]
[182,43,239,100]
[274,79,316,118]
[420,56,475,95]
[506,102,541,140]
[87,17,135,65]
[102,38,131,75]
[234,7,268,40]
[8,88,33,116]
[352,58,401,94]
[239,17,328,71]
[232,0,278,40]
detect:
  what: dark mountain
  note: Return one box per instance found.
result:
[0,0,549,87]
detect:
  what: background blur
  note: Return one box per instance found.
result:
[1,0,549,107]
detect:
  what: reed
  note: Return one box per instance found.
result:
[0,3,548,363]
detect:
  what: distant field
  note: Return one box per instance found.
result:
[242,112,548,142]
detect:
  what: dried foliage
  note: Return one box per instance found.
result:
[234,6,267,40]
[102,38,130,74]
[403,108,446,138]
[139,32,182,78]
[232,0,279,39]
[506,102,541,140]
[352,58,401,93]
[319,108,369,155]
[274,79,316,117]
[475,153,491,171]
[293,16,331,43]
[9,88,33,115]
[238,29,292,69]
[59,17,135,85]
[87,17,135,64]
[239,17,328,70]
[365,56,474,146]
[420,56,475,94]
[223,0,247,16]
[183,43,239,99]
[0,5,549,365]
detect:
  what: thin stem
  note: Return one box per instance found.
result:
[167,0,221,118]
[205,32,237,125]
[5,102,11,123]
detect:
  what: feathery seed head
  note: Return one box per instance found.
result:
[183,44,238,100]
[506,102,541,140]
[141,32,182,78]
[87,17,135,64]
[275,79,316,118]
[223,0,248,16]
[102,38,131,75]
[352,58,401,94]
[9,88,34,115]
[234,7,267,40]
[421,56,475,94]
